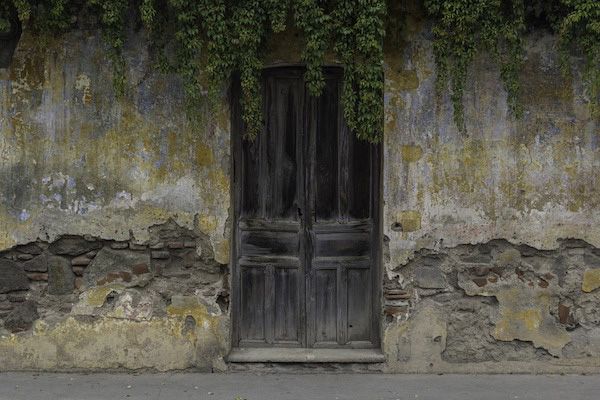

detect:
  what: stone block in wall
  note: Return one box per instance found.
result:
[414,266,446,289]
[49,236,102,256]
[3,300,38,333]
[22,253,49,272]
[16,243,44,256]
[15,243,43,256]
[0,259,29,293]
[48,256,75,295]
[84,247,151,287]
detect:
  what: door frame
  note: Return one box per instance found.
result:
[229,64,383,351]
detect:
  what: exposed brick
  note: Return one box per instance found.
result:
[558,304,571,324]
[132,263,150,275]
[27,273,48,281]
[472,277,488,287]
[129,243,147,251]
[385,289,411,300]
[7,292,26,302]
[71,255,91,266]
[184,241,196,248]
[151,251,170,260]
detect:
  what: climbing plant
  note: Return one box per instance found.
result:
[425,0,599,130]
[424,0,526,131]
[0,1,597,139]
[558,0,600,117]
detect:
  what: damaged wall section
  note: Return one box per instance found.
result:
[383,239,600,372]
[0,220,229,371]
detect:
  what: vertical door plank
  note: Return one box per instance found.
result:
[266,78,299,220]
[274,267,300,342]
[347,268,371,341]
[264,265,275,344]
[348,134,371,219]
[240,267,266,341]
[314,269,337,342]
[241,127,261,218]
[337,266,348,345]
[314,79,339,221]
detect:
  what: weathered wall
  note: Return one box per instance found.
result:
[0,29,231,371]
[0,8,598,372]
[382,10,600,372]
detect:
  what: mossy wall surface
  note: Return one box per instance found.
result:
[0,13,598,372]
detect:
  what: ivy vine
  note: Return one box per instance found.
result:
[425,0,599,129]
[0,1,597,140]
[425,0,526,131]
[559,0,599,117]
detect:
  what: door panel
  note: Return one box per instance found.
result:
[233,66,380,350]
[240,267,266,341]
[274,267,300,342]
[314,269,338,343]
[347,268,371,341]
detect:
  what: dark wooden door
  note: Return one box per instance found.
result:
[232,67,381,349]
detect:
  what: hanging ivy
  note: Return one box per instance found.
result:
[425,0,599,130]
[1,1,597,140]
[424,0,526,131]
[558,0,600,116]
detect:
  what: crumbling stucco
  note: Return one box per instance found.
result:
[0,5,598,372]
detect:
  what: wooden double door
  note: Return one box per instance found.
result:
[232,66,381,349]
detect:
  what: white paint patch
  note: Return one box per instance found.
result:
[18,209,30,221]
[110,191,138,209]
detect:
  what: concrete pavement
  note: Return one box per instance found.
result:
[0,372,598,400]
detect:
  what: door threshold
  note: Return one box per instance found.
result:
[227,348,385,363]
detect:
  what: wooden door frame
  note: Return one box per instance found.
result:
[229,64,383,350]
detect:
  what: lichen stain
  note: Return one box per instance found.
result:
[195,143,214,167]
[582,269,600,293]
[198,214,218,234]
[396,210,422,232]
[0,31,231,250]
[166,298,221,338]
[401,145,423,163]
[0,316,210,371]
[428,137,494,215]
[214,238,230,265]
[492,289,570,356]
[84,284,126,307]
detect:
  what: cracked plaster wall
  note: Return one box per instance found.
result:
[0,5,599,372]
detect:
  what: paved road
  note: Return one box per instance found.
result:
[0,373,598,400]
